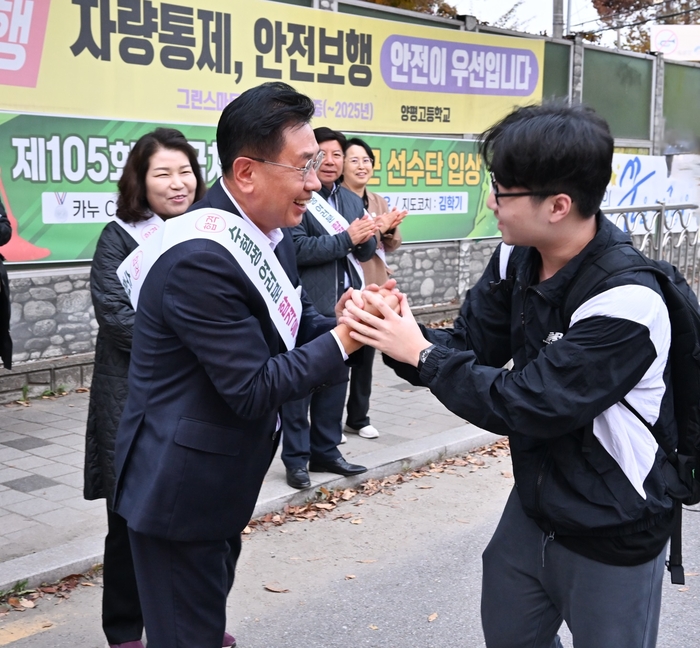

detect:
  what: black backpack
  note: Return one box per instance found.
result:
[563,244,700,584]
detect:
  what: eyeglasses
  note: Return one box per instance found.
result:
[346,157,373,167]
[490,173,554,205]
[247,150,325,180]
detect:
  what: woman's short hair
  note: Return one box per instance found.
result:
[345,137,375,167]
[116,128,206,224]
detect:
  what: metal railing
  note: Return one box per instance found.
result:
[602,202,700,295]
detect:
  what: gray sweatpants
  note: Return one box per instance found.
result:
[481,488,665,648]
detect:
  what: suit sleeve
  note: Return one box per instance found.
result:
[90,224,136,352]
[162,245,347,421]
[292,213,355,266]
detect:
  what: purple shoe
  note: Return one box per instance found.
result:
[108,642,145,648]
[223,631,237,647]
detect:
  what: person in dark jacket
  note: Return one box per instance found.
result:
[281,127,377,489]
[342,104,675,648]
[84,128,209,648]
[0,196,12,370]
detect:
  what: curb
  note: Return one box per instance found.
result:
[0,424,498,593]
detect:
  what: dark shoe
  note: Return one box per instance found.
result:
[308,456,367,476]
[223,631,237,647]
[286,467,311,489]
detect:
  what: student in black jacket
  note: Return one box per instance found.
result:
[343,104,675,648]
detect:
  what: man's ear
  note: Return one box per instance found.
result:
[549,193,573,224]
[231,158,255,195]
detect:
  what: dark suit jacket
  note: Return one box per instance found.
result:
[113,180,346,541]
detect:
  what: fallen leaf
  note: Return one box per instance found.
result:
[7,597,20,607]
[264,583,290,593]
[75,387,89,393]
[81,582,95,587]
[242,526,252,534]
[350,518,363,525]
[417,485,433,490]
[456,519,470,524]
[315,503,335,510]
[19,599,35,609]
[685,572,698,577]
[42,622,53,628]
[501,471,513,479]
[428,613,438,622]
[369,624,379,630]
[345,574,356,580]
[678,586,690,592]
[39,587,57,594]
[357,559,377,563]
[340,513,353,519]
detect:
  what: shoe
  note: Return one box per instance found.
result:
[344,423,379,439]
[223,631,237,648]
[286,466,311,489]
[108,642,145,648]
[308,456,367,476]
[340,433,347,444]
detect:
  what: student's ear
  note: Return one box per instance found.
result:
[549,193,573,224]
[231,158,255,195]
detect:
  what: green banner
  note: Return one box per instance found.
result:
[0,114,497,264]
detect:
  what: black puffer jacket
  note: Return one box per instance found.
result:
[0,197,12,370]
[84,222,138,502]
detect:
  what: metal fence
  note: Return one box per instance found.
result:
[602,203,700,296]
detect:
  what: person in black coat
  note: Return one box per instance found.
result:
[0,196,12,370]
[84,128,207,648]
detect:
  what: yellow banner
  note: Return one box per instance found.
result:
[3,0,544,134]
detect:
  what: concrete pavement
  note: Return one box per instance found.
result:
[0,355,497,592]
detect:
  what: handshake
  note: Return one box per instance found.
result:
[333,279,431,368]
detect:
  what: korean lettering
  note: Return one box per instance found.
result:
[71,1,238,75]
[73,200,101,219]
[0,0,34,70]
[406,151,425,186]
[116,0,157,65]
[71,0,116,61]
[424,151,443,186]
[386,149,407,187]
[447,152,482,186]
[253,19,372,87]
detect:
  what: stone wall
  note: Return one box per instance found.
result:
[0,239,503,403]
[8,267,96,363]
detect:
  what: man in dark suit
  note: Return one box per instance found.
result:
[113,82,371,648]
[281,127,377,489]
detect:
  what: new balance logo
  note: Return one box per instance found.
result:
[543,332,564,344]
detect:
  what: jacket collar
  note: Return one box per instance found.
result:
[519,212,633,305]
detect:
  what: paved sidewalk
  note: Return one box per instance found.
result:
[0,356,496,591]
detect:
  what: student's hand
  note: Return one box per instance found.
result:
[341,291,430,365]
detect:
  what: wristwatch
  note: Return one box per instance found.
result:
[417,344,436,372]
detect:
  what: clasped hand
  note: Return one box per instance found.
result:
[339,286,431,366]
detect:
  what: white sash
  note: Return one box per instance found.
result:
[367,210,388,268]
[116,208,302,350]
[307,192,365,289]
[113,213,164,244]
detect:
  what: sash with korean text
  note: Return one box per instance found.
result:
[306,193,365,289]
[116,208,301,350]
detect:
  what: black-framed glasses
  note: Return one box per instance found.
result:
[248,150,325,180]
[490,173,554,205]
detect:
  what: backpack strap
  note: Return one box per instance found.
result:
[489,243,515,294]
[499,243,514,281]
[564,244,690,584]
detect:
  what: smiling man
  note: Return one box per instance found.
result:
[342,104,676,648]
[280,126,378,489]
[112,82,367,648]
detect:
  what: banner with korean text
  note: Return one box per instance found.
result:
[2,0,544,135]
[0,114,497,262]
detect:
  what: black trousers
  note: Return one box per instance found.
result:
[281,371,348,470]
[128,528,241,648]
[103,506,143,644]
[345,346,375,429]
